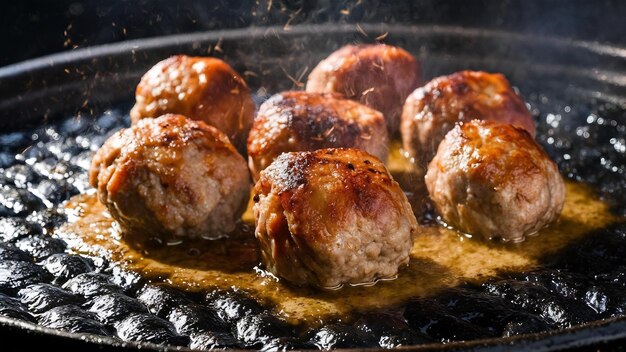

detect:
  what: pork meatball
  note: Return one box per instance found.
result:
[247,91,388,180]
[401,70,535,165]
[306,44,420,134]
[253,148,418,288]
[130,55,256,151]
[89,114,251,239]
[425,120,565,243]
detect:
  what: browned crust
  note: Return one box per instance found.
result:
[246,91,388,179]
[89,114,250,237]
[306,44,421,134]
[130,55,256,150]
[444,120,550,188]
[255,148,406,245]
[253,148,418,287]
[426,119,564,242]
[401,70,535,164]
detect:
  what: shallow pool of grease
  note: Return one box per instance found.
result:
[58,140,616,326]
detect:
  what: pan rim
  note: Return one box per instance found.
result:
[1,23,625,78]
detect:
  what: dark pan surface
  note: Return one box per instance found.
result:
[0,24,625,351]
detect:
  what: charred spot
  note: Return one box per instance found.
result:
[160,135,174,145]
[253,194,260,203]
[347,163,355,170]
[454,81,471,95]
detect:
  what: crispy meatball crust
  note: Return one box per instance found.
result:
[130,55,256,151]
[401,70,535,165]
[247,91,389,180]
[253,148,418,289]
[306,44,421,134]
[425,120,565,243]
[89,114,251,239]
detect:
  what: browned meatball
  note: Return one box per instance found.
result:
[247,91,388,180]
[425,120,565,243]
[401,70,535,165]
[90,114,251,239]
[306,44,421,134]
[130,55,256,151]
[253,148,418,288]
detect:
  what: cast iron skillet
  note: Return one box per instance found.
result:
[0,24,625,351]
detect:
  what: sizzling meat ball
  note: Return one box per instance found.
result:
[247,91,388,180]
[425,120,565,243]
[401,70,535,165]
[130,55,256,151]
[90,114,251,239]
[253,148,418,288]
[306,44,420,134]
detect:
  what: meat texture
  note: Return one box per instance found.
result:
[247,91,388,180]
[306,44,420,135]
[253,148,418,288]
[425,120,565,242]
[401,70,535,165]
[90,114,251,239]
[130,55,256,151]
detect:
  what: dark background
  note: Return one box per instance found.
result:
[2,0,626,68]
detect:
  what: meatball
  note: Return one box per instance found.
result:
[401,70,535,165]
[253,148,418,288]
[89,114,251,239]
[306,44,420,134]
[425,120,565,243]
[247,91,388,180]
[130,55,256,151]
